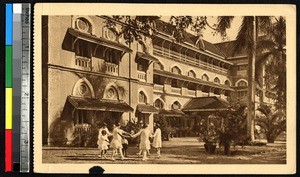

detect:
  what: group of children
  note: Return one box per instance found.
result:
[97,122,162,161]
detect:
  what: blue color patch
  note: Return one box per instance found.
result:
[6,4,13,45]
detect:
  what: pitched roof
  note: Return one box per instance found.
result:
[182,96,228,112]
[214,40,247,58]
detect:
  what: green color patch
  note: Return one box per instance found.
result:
[6,46,12,87]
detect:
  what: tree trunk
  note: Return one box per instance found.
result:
[247,16,257,142]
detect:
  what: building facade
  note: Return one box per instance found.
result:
[42,16,275,145]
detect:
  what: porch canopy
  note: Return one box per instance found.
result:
[67,96,134,113]
[137,104,159,113]
[182,96,228,113]
[136,52,159,63]
[68,28,132,53]
[158,109,186,117]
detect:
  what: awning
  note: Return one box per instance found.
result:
[182,96,228,112]
[157,109,186,117]
[68,28,132,53]
[68,96,134,113]
[136,52,159,62]
[137,104,159,113]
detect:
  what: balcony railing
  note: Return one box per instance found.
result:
[171,87,181,94]
[153,45,228,75]
[187,90,196,97]
[154,84,164,92]
[75,56,91,71]
[137,70,146,81]
[105,62,119,75]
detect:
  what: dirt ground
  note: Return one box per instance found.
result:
[42,137,286,164]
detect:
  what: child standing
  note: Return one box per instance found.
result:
[97,130,110,159]
[152,123,162,158]
[121,137,129,157]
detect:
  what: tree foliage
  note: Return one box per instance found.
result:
[257,17,286,110]
[256,103,286,143]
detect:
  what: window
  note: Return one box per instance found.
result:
[137,59,148,72]
[75,18,92,34]
[105,87,118,100]
[139,91,147,104]
[202,74,209,81]
[225,80,231,86]
[237,80,247,87]
[75,40,91,58]
[171,79,180,88]
[237,91,247,97]
[214,77,220,84]
[154,99,164,109]
[188,70,196,78]
[172,101,181,110]
[171,66,181,75]
[75,110,88,124]
[105,50,118,64]
[154,62,164,70]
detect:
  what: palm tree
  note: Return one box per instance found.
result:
[217,16,271,141]
[256,103,286,143]
[256,17,286,110]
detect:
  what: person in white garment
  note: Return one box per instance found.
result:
[97,130,110,159]
[152,123,162,158]
[132,124,153,161]
[110,123,131,161]
[98,123,112,137]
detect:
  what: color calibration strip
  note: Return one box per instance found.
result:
[6,3,31,172]
[6,3,13,172]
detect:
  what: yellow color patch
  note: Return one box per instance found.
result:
[6,88,12,129]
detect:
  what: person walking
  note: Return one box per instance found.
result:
[152,123,162,158]
[132,124,152,161]
[97,130,110,159]
[110,123,131,161]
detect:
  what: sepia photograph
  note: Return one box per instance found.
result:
[33,3,296,174]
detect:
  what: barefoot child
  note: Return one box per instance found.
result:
[152,123,162,158]
[110,123,131,161]
[132,124,152,161]
[97,130,110,159]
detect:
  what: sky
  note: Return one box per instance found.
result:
[160,16,243,44]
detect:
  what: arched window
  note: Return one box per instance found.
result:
[225,80,231,86]
[214,77,220,84]
[139,91,147,104]
[171,66,181,75]
[188,70,196,78]
[172,101,181,110]
[201,74,209,81]
[154,99,164,109]
[237,80,247,87]
[75,18,92,34]
[154,62,164,70]
[104,86,119,100]
[72,78,95,98]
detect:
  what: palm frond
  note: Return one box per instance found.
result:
[217,16,234,37]
[233,16,253,55]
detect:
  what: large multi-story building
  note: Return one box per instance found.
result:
[42,16,275,145]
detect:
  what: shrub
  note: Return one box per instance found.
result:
[256,104,286,143]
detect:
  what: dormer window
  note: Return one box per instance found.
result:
[188,70,196,78]
[214,77,220,84]
[171,66,181,75]
[202,74,209,81]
